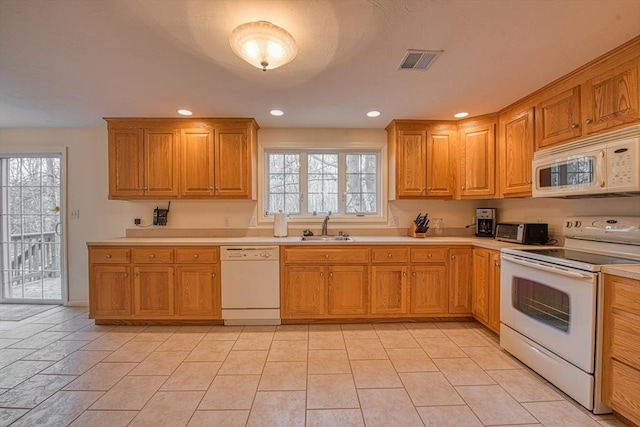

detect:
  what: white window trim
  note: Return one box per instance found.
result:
[257,140,388,225]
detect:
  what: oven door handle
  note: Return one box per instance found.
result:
[502,254,594,280]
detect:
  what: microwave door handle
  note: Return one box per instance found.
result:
[503,255,594,280]
[597,150,605,188]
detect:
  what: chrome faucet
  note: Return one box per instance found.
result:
[321,215,330,236]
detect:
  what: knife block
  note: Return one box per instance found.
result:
[407,223,428,238]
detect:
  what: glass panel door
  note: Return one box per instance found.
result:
[0,154,63,303]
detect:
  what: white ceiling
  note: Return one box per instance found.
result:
[1,0,639,129]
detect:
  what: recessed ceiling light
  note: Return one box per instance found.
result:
[177,109,193,116]
[270,109,284,116]
[366,111,381,118]
[454,111,469,118]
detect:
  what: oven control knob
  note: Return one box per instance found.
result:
[566,221,572,228]
[574,221,582,228]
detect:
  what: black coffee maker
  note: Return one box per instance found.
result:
[476,208,496,237]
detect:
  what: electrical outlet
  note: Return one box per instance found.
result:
[247,216,257,227]
[223,217,230,227]
[389,216,399,226]
[134,218,141,225]
[70,209,80,220]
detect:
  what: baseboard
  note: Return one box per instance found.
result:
[65,300,88,307]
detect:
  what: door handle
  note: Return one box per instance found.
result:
[55,223,61,236]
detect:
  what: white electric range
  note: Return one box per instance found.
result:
[499,216,640,414]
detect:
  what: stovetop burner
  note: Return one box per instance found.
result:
[519,248,640,266]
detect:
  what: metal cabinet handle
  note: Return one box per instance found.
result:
[320,272,324,277]
[403,272,407,277]
[325,254,329,259]
[123,273,128,277]
[412,272,417,277]
[388,253,393,258]
[451,255,456,260]
[208,186,214,190]
[149,254,155,258]
[105,254,112,259]
[570,124,578,129]
[585,119,593,124]
[134,272,139,277]
[193,254,199,259]
[461,186,465,190]
[329,272,333,278]
[211,273,216,278]
[427,187,432,190]
[428,253,432,258]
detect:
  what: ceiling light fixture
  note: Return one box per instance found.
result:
[177,109,193,116]
[270,109,284,116]
[454,112,469,118]
[366,111,381,118]
[229,21,297,72]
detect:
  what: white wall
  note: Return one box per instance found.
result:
[1,126,637,305]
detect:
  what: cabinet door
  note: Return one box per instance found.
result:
[108,129,144,198]
[500,108,534,197]
[282,266,326,317]
[426,130,454,197]
[90,265,132,317]
[583,59,640,135]
[408,265,447,315]
[488,252,501,334]
[175,265,220,318]
[133,266,175,317]
[448,248,472,314]
[215,128,251,198]
[328,265,368,316]
[144,129,180,198]
[535,86,582,150]
[396,129,427,197]
[472,249,490,324]
[459,121,496,198]
[180,128,215,197]
[370,265,408,315]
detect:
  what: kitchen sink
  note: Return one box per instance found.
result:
[299,235,355,242]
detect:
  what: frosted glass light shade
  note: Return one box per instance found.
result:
[230,21,297,71]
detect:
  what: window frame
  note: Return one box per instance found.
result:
[258,140,388,224]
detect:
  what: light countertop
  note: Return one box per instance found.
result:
[87,235,535,251]
[602,265,640,281]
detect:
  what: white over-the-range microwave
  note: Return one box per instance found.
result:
[532,126,640,198]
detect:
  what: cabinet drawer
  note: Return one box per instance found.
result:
[608,359,640,424]
[89,247,130,264]
[132,247,174,264]
[609,276,640,317]
[371,247,409,264]
[610,311,640,370]
[175,247,219,264]
[410,247,447,263]
[283,247,369,264]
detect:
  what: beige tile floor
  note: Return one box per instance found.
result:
[0,305,630,427]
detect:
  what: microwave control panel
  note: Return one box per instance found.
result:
[607,140,638,189]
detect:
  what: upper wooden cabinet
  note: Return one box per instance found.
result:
[499,107,535,197]
[108,127,179,199]
[457,117,497,198]
[583,58,639,135]
[387,120,456,199]
[106,118,258,200]
[535,86,582,150]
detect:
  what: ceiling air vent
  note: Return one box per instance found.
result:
[398,50,443,71]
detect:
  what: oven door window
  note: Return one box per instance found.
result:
[512,277,570,332]
[538,155,595,189]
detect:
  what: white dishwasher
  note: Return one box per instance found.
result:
[220,246,281,326]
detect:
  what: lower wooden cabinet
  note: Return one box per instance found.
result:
[409,265,448,315]
[448,247,473,314]
[282,266,326,318]
[602,274,640,426]
[89,246,221,321]
[472,247,501,333]
[370,265,408,315]
[89,265,132,317]
[175,265,220,317]
[327,265,368,316]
